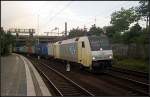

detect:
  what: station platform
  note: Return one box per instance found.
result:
[1,53,51,96]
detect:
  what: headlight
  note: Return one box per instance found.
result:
[100,48,103,51]
[92,57,96,60]
[109,55,112,59]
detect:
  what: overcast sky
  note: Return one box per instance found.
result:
[1,1,143,36]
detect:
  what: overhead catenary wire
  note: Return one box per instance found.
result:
[41,1,73,29]
[36,1,60,36]
[36,1,49,15]
[39,1,59,21]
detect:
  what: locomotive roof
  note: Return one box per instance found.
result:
[53,35,108,45]
[59,36,87,44]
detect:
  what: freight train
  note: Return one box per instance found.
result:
[14,35,113,72]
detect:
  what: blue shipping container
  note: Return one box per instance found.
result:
[37,43,48,56]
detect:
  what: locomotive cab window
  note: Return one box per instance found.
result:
[88,36,111,51]
[82,41,85,48]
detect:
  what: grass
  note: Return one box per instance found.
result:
[113,57,149,73]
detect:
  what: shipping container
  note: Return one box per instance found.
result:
[47,43,54,57]
[53,42,60,59]
[27,46,35,54]
[22,46,27,53]
[38,43,48,56]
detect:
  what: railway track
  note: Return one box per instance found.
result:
[104,69,149,95]
[110,67,149,87]
[111,67,148,78]
[38,57,149,96]
[26,55,149,96]
[30,58,95,96]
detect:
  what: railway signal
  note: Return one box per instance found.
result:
[8,28,35,49]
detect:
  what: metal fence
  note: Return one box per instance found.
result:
[111,44,149,59]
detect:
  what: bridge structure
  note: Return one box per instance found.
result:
[8,28,67,47]
[13,35,67,47]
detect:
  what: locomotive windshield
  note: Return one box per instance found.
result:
[88,36,111,51]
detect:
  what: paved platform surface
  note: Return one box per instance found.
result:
[1,53,51,96]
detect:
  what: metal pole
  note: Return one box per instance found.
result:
[65,22,67,36]
[58,28,59,36]
[37,14,40,59]
[95,16,96,26]
[57,27,59,36]
[37,14,39,44]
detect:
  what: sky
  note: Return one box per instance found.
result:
[1,1,143,36]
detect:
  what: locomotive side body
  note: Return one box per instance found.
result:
[59,38,78,62]
[58,36,92,68]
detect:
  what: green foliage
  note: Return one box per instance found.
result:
[112,32,123,43]
[0,27,15,56]
[122,23,148,44]
[103,25,117,38]
[113,58,149,73]
[105,7,140,43]
[136,28,149,44]
[68,24,104,38]
[135,1,149,21]
[123,23,141,43]
[110,7,138,32]
[130,23,142,34]
[107,2,149,44]
[68,28,87,38]
[88,24,104,36]
[122,31,130,44]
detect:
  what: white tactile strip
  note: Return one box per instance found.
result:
[19,55,36,96]
[15,54,51,96]
[23,56,51,96]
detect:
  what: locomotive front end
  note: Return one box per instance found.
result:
[88,35,113,72]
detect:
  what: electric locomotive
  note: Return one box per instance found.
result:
[54,35,113,72]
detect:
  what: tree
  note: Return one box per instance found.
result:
[0,27,5,55]
[122,23,148,44]
[0,27,15,55]
[88,24,104,36]
[135,1,149,21]
[103,25,117,38]
[135,27,149,44]
[129,23,142,37]
[112,32,123,43]
[68,28,87,38]
[110,7,138,33]
[135,1,149,30]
